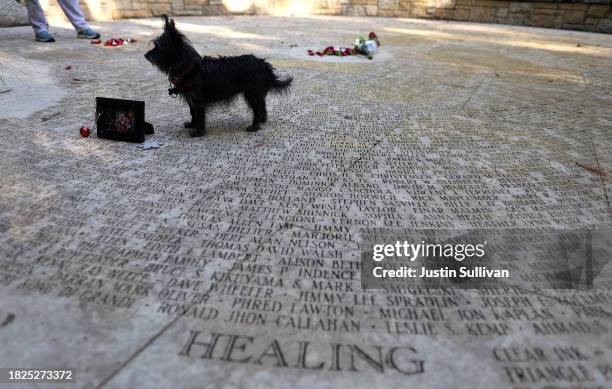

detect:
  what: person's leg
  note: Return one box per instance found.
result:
[56,0,88,31]
[56,0,101,38]
[26,0,55,42]
[26,0,49,34]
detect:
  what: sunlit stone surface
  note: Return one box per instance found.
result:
[0,15,611,388]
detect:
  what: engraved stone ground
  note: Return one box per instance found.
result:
[0,16,611,388]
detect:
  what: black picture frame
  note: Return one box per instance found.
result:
[96,97,145,143]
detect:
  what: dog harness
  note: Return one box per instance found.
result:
[168,62,200,97]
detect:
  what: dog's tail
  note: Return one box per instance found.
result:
[261,58,293,94]
[270,74,293,95]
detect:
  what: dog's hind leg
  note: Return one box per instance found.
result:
[260,92,268,123]
[184,105,196,128]
[245,91,264,132]
[190,104,206,137]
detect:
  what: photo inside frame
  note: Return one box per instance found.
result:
[96,97,145,143]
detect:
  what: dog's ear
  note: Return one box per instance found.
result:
[162,14,180,39]
[168,19,177,34]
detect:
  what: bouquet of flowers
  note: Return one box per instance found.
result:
[307,32,381,59]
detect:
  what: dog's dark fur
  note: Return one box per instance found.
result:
[144,14,293,137]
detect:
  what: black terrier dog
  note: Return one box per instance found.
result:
[145,15,293,137]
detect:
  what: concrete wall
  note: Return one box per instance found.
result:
[379,1,612,33]
[41,0,612,33]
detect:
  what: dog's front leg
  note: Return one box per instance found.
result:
[190,103,206,137]
[184,105,195,129]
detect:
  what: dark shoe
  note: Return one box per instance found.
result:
[77,28,101,39]
[35,31,55,42]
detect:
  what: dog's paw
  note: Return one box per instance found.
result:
[246,125,260,133]
[189,128,206,137]
[184,121,195,129]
